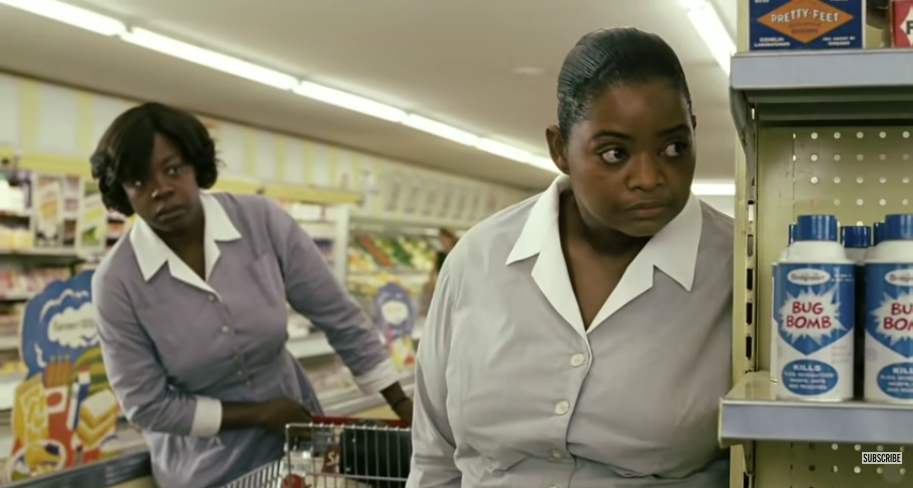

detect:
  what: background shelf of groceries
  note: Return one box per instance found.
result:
[0,158,489,458]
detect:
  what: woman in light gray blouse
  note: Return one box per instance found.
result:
[408,28,733,488]
[89,103,413,488]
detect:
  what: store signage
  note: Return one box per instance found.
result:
[5,271,126,482]
[749,0,864,50]
[891,0,913,47]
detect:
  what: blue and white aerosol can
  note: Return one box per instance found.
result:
[770,223,796,383]
[775,215,855,401]
[841,225,871,398]
[864,214,913,404]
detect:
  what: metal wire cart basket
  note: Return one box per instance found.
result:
[223,417,412,488]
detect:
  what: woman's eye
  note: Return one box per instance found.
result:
[166,165,183,176]
[130,181,143,188]
[662,142,688,158]
[600,149,626,164]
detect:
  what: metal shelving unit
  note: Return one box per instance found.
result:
[725,49,913,488]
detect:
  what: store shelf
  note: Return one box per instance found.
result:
[0,336,17,351]
[731,50,913,93]
[0,292,32,301]
[720,372,913,446]
[730,50,913,177]
[0,247,82,259]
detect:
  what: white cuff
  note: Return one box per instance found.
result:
[190,396,222,437]
[353,359,401,395]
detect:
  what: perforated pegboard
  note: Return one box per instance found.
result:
[743,127,913,487]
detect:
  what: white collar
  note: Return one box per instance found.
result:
[505,175,703,334]
[130,193,241,295]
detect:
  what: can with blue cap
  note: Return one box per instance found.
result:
[774,215,855,401]
[770,223,796,384]
[841,225,871,399]
[864,214,913,404]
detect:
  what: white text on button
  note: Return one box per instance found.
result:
[554,401,570,416]
[570,354,586,367]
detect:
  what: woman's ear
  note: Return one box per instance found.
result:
[545,125,570,175]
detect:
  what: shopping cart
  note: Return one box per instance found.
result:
[222,417,412,488]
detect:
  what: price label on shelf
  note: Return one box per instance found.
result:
[453,185,469,222]
[401,176,420,216]
[438,181,455,219]
[422,178,438,217]
[383,170,403,215]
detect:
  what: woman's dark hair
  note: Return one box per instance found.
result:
[556,27,693,140]
[89,102,219,216]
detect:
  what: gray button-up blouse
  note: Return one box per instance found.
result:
[92,192,399,488]
[408,176,734,488]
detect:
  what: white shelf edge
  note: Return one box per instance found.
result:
[720,371,913,446]
[0,337,17,351]
[731,50,913,91]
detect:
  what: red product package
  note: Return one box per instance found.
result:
[891,0,913,47]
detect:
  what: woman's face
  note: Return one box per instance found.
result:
[547,80,696,238]
[122,134,202,233]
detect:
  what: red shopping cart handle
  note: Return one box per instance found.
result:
[311,416,410,429]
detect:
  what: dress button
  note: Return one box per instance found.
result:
[222,326,231,334]
[245,380,252,386]
[554,401,570,416]
[237,370,244,376]
[233,354,241,361]
[209,294,216,302]
[550,449,564,459]
[570,353,586,368]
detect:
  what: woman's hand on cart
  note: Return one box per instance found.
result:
[393,398,414,426]
[258,398,314,433]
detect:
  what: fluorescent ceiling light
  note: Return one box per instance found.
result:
[121,28,299,90]
[476,139,559,173]
[294,81,407,123]
[476,138,534,162]
[692,182,735,196]
[527,156,556,172]
[1,0,557,173]
[679,0,734,75]
[0,0,126,36]
[403,115,479,146]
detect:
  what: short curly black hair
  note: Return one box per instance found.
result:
[89,102,219,216]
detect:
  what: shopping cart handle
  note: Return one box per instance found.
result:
[311,416,410,428]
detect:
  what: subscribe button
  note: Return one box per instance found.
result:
[862,452,903,465]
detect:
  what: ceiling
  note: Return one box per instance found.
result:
[0,0,737,191]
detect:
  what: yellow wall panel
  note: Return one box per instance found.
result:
[303,139,314,185]
[242,128,256,177]
[18,79,40,150]
[275,135,287,182]
[76,91,95,155]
